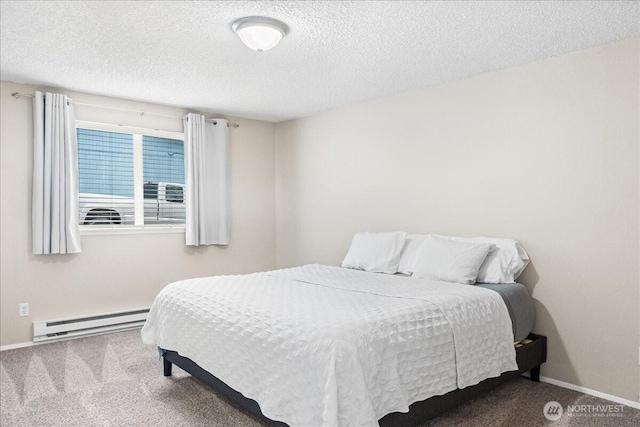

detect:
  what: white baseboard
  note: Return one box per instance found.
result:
[534,375,640,410]
[0,326,143,352]
[0,340,41,351]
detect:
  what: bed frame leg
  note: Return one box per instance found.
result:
[530,366,540,382]
[163,357,172,376]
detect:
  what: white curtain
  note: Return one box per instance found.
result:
[183,113,230,246]
[32,91,81,254]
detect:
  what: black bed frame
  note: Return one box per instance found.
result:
[162,333,547,426]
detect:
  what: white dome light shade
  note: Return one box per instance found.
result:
[232,17,288,52]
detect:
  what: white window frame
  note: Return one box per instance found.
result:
[76,120,186,236]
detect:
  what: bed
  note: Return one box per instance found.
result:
[141,263,545,426]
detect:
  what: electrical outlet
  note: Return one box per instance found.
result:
[19,303,29,317]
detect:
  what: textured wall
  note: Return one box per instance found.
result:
[0,81,277,346]
[276,38,640,402]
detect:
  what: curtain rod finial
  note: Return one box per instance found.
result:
[12,92,20,99]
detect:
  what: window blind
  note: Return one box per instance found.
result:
[77,129,135,225]
[142,136,185,225]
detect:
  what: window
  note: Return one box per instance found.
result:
[143,182,158,200]
[76,121,185,233]
[166,185,184,203]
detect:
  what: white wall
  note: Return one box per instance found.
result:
[0,81,276,346]
[276,38,640,402]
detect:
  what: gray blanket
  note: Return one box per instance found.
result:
[477,283,535,342]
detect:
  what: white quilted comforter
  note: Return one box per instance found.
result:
[141,265,517,426]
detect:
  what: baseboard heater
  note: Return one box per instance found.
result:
[33,308,149,343]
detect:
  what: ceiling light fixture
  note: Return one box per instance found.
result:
[232,16,288,52]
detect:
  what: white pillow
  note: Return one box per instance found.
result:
[397,233,428,274]
[342,232,407,274]
[431,234,529,283]
[412,236,494,285]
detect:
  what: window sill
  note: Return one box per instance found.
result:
[80,225,186,236]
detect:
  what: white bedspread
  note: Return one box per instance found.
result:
[141,265,516,426]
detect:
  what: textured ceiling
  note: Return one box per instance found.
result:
[1,1,639,122]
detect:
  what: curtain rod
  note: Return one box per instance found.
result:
[11,92,240,128]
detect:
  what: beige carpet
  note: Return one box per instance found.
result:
[1,330,638,426]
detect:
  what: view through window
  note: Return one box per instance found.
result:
[77,125,185,229]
